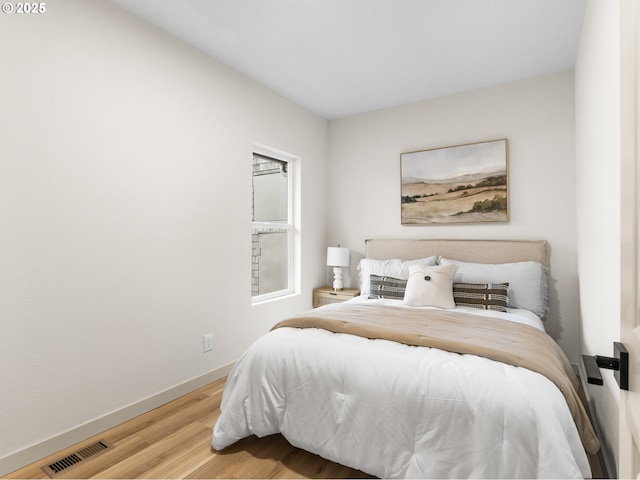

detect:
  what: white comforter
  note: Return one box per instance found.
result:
[212,300,591,479]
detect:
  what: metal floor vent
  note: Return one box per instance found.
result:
[42,439,113,478]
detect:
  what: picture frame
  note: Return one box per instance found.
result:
[400,139,508,225]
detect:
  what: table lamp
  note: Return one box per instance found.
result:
[327,245,350,291]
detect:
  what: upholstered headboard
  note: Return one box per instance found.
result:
[364,239,548,267]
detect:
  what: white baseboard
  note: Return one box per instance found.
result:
[0,363,235,477]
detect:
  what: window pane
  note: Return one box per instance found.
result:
[252,231,288,296]
[253,156,287,222]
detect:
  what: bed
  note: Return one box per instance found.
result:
[212,239,599,478]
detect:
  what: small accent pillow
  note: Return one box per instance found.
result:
[368,275,407,300]
[453,282,509,312]
[358,256,438,295]
[404,264,459,308]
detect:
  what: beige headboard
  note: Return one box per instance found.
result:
[365,239,548,267]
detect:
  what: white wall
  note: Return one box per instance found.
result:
[328,72,580,361]
[0,0,327,472]
[575,0,622,474]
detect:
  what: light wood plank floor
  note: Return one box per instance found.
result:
[4,378,372,479]
[5,377,606,479]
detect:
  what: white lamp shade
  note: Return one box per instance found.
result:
[327,247,350,267]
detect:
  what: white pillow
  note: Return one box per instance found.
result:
[358,256,438,295]
[439,258,548,317]
[404,264,459,308]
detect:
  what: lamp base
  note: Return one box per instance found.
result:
[332,266,344,291]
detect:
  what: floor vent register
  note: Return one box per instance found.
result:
[41,439,114,478]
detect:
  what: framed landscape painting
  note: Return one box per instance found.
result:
[401,139,508,225]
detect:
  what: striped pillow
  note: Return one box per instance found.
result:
[453,282,509,312]
[368,275,407,300]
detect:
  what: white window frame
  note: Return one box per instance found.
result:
[251,144,297,304]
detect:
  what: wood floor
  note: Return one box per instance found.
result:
[5,377,605,479]
[4,378,372,479]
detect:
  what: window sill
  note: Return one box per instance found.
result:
[251,291,299,306]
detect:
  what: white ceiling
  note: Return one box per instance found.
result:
[109,0,587,119]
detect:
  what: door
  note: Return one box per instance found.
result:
[620,0,640,477]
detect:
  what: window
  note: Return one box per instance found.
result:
[251,147,295,302]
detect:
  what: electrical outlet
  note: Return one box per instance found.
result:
[203,333,213,352]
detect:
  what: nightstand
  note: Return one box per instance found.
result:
[313,286,361,308]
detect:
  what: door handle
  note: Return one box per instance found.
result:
[582,342,629,390]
